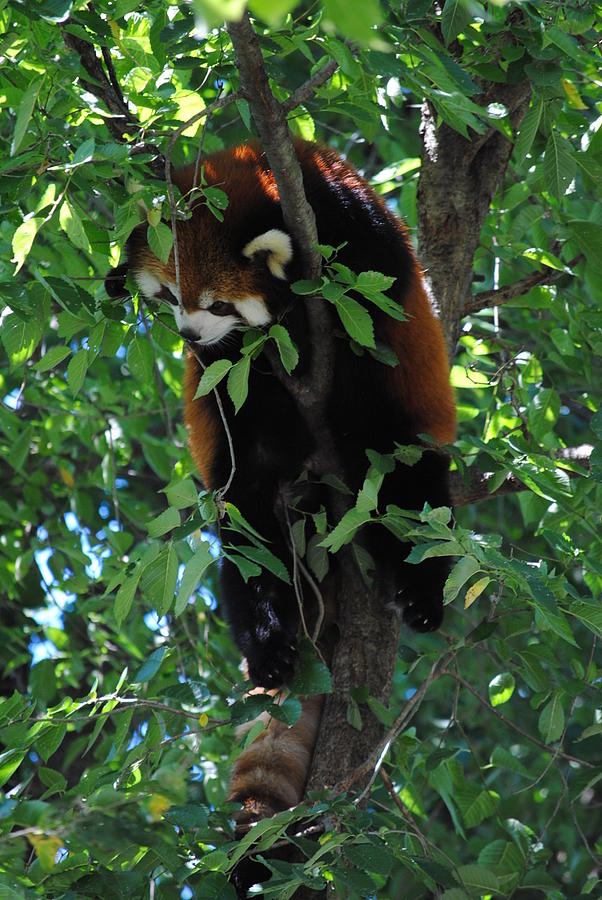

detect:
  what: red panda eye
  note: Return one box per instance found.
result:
[209,301,230,314]
[158,287,178,306]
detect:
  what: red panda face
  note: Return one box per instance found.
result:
[131,220,293,347]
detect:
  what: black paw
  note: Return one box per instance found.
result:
[246,632,298,688]
[396,589,443,633]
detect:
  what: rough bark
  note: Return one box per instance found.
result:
[417,81,532,357]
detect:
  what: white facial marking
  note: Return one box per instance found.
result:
[175,307,239,346]
[135,270,162,298]
[242,228,293,280]
[135,270,180,307]
[232,296,272,327]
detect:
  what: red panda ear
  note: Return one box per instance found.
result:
[242,229,293,280]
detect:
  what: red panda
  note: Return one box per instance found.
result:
[106,140,456,880]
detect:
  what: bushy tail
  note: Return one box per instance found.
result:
[228,694,324,825]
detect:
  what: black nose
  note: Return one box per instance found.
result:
[179,328,199,343]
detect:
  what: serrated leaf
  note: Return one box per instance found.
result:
[444,556,480,604]
[333,294,375,348]
[193,358,232,397]
[175,542,214,616]
[289,642,332,694]
[528,388,560,440]
[514,99,542,163]
[34,345,71,372]
[36,724,67,763]
[538,693,565,743]
[227,355,251,413]
[441,0,476,46]
[147,506,180,538]
[234,544,290,584]
[132,646,167,683]
[67,348,89,396]
[270,696,302,726]
[543,131,576,199]
[269,324,299,374]
[567,601,602,638]
[12,217,44,272]
[127,334,154,383]
[140,542,178,615]
[11,76,44,156]
[114,571,141,628]
[1,313,43,365]
[147,221,173,263]
[71,137,95,167]
[320,507,371,553]
[455,864,499,892]
[59,200,91,252]
[455,782,499,828]
[164,478,198,509]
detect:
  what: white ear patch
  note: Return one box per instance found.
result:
[243,229,293,280]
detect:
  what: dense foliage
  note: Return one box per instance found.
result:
[0,0,601,897]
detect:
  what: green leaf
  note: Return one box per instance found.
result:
[164,478,198,509]
[193,358,233,397]
[132,646,167,683]
[323,0,383,44]
[455,782,499,828]
[1,313,43,365]
[0,750,25,788]
[34,345,71,372]
[528,388,560,440]
[444,556,481,604]
[227,355,251,413]
[488,672,515,707]
[320,507,372,553]
[567,601,602,638]
[333,294,375,348]
[67,348,89,396]
[140,541,178,615]
[269,324,299,374]
[233,544,290,584]
[114,571,141,628]
[441,0,479,46]
[11,76,44,156]
[455,864,500,893]
[270,696,302,726]
[174,542,214,616]
[538,693,565,743]
[127,334,154,383]
[36,724,67,763]
[543,131,576,199]
[514,99,542,163]
[59,200,92,252]
[147,506,180,538]
[147,221,173,263]
[289,641,332,694]
[12,217,44,272]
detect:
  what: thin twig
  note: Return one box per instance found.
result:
[464,255,581,316]
[440,670,594,768]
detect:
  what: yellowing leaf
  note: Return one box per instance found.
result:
[171,90,206,136]
[28,833,64,871]
[199,713,209,727]
[465,576,490,608]
[148,793,171,820]
[562,79,587,110]
[59,466,75,488]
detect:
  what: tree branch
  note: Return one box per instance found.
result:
[282,59,339,114]
[464,255,581,316]
[450,445,593,506]
[227,11,321,277]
